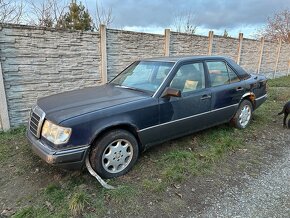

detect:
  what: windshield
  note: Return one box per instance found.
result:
[111,61,174,93]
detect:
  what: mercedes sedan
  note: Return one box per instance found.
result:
[27,56,267,178]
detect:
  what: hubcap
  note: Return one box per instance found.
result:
[239,105,251,128]
[102,139,133,174]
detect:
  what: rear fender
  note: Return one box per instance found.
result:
[240,92,256,108]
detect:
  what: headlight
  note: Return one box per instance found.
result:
[41,120,72,145]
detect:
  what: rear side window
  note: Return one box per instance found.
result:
[207,61,240,86]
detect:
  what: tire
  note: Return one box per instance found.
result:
[231,100,253,129]
[89,129,139,179]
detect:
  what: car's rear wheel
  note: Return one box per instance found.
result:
[89,129,139,179]
[231,100,253,129]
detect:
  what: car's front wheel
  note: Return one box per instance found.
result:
[89,129,139,179]
[231,99,253,129]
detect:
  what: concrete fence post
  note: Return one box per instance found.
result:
[100,24,108,84]
[208,31,214,55]
[164,29,170,56]
[287,59,290,76]
[236,33,243,64]
[257,37,264,74]
[273,39,282,78]
[0,60,10,131]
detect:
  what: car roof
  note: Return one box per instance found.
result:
[141,55,250,79]
[141,55,230,63]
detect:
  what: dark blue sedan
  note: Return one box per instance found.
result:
[27,56,267,178]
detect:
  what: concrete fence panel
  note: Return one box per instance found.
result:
[0,24,289,129]
[0,25,101,127]
[239,38,261,74]
[277,43,290,77]
[212,35,239,60]
[106,29,164,80]
[170,32,209,56]
[261,41,279,78]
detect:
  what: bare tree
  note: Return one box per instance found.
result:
[0,0,24,24]
[260,9,290,43]
[172,11,197,34]
[93,0,113,29]
[25,0,68,27]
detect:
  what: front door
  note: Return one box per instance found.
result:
[158,62,212,141]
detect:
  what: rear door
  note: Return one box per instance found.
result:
[206,60,246,124]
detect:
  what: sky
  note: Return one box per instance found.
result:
[83,0,290,38]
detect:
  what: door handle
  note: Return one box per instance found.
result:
[200,94,211,100]
[236,87,244,91]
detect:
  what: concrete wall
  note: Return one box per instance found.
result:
[170,32,208,56]
[260,41,278,76]
[0,24,289,130]
[212,36,239,60]
[106,29,164,80]
[277,43,290,75]
[239,38,261,73]
[0,25,101,127]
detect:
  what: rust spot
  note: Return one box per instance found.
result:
[249,95,255,102]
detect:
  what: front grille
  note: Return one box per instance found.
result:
[29,105,45,138]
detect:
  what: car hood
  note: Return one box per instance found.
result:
[37,84,149,123]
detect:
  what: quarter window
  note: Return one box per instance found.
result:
[207,61,240,86]
[228,67,240,83]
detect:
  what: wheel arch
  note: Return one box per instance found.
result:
[90,123,143,152]
[240,92,256,109]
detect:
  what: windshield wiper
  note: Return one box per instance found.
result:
[115,85,147,93]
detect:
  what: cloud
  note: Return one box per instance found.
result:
[86,0,290,29]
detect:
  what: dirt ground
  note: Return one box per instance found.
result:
[1,118,290,217]
[1,75,290,217]
[134,121,290,217]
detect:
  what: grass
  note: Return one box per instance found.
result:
[268,75,290,87]
[13,206,49,218]
[0,126,26,163]
[44,184,66,206]
[3,75,290,217]
[69,191,89,216]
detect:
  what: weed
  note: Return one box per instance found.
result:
[69,191,89,216]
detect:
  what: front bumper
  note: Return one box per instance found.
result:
[26,130,89,170]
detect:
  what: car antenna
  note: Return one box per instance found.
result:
[85,156,116,189]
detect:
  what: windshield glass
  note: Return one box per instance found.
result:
[111,61,174,93]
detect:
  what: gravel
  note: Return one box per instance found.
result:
[192,131,290,218]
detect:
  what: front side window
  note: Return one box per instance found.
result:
[111,61,174,93]
[170,62,205,93]
[207,61,240,86]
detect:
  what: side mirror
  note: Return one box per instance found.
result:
[161,87,181,98]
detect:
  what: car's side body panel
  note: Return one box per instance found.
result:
[138,88,212,148]
[60,97,159,148]
[209,81,246,124]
